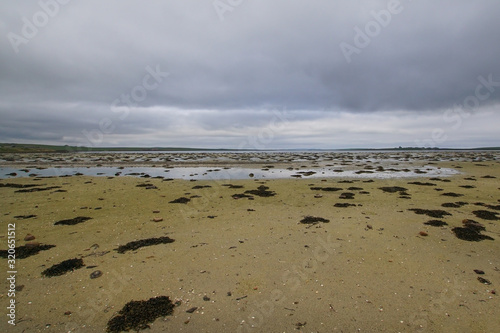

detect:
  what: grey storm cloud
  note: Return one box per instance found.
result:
[0,0,499,148]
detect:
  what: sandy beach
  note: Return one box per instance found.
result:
[1,154,499,332]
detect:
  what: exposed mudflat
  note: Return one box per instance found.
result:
[0,152,499,332]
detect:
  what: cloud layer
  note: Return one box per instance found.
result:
[1,0,499,148]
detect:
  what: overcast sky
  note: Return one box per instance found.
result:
[1,0,499,149]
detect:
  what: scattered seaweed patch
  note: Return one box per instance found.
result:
[310,187,343,192]
[334,203,356,208]
[347,187,363,191]
[452,219,494,242]
[15,186,62,193]
[0,183,41,188]
[474,202,500,211]
[0,244,55,259]
[115,236,175,254]
[408,209,452,218]
[14,214,37,219]
[169,197,190,204]
[472,210,500,221]
[429,177,451,182]
[222,184,244,189]
[55,216,92,226]
[339,192,355,199]
[300,216,330,225]
[441,192,464,197]
[106,296,175,333]
[379,186,408,193]
[136,183,158,190]
[192,185,212,189]
[424,220,448,227]
[42,258,84,277]
[462,219,485,232]
[442,202,468,208]
[408,182,436,186]
[232,193,253,199]
[297,171,316,176]
[243,185,276,197]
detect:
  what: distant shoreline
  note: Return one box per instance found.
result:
[1,143,499,153]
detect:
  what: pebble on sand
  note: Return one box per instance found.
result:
[24,234,35,241]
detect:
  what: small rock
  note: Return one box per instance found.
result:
[24,234,36,241]
[64,311,72,316]
[477,277,491,285]
[419,231,428,237]
[186,307,198,313]
[151,217,163,222]
[25,241,40,249]
[90,270,103,279]
[203,296,211,301]
[474,269,485,275]
[153,210,160,213]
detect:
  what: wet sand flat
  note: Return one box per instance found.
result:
[1,161,499,332]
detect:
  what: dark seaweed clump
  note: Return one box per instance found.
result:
[379,186,408,193]
[15,186,62,193]
[106,296,175,333]
[115,236,175,254]
[222,184,244,189]
[430,178,451,182]
[14,214,37,219]
[408,182,436,186]
[472,210,500,221]
[192,185,212,189]
[300,216,330,224]
[334,203,356,208]
[424,220,448,227]
[136,183,158,190]
[474,202,500,211]
[441,192,464,197]
[169,197,190,204]
[310,187,343,192]
[452,219,494,242]
[0,244,55,259]
[408,209,452,218]
[243,185,276,197]
[442,202,468,208]
[54,216,92,226]
[339,192,355,199]
[0,183,41,188]
[42,258,84,277]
